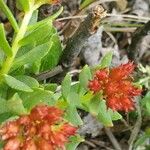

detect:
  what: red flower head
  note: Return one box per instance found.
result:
[50,123,77,149]
[0,105,77,150]
[88,79,101,93]
[88,62,142,112]
[110,62,135,80]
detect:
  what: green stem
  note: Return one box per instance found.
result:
[0,9,34,81]
[0,0,19,32]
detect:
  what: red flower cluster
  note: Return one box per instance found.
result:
[0,105,77,150]
[88,62,142,112]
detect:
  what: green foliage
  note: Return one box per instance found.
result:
[0,0,19,32]
[138,64,150,89]
[0,94,27,117]
[141,92,150,114]
[80,0,95,10]
[89,93,102,116]
[79,65,92,90]
[0,24,12,56]
[7,93,27,115]
[108,109,122,120]
[67,92,81,107]
[66,135,84,150]
[20,88,55,110]
[15,75,39,88]
[0,113,13,124]
[98,51,113,69]
[0,98,7,114]
[62,74,71,99]
[97,100,113,127]
[11,42,51,72]
[135,128,150,149]
[43,83,58,92]
[20,22,53,46]
[16,0,30,12]
[4,74,33,92]
[65,106,83,126]
[40,33,62,71]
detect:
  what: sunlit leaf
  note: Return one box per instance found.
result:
[98,51,113,69]
[4,74,33,92]
[20,88,55,110]
[97,100,113,127]
[11,42,51,72]
[65,106,83,126]
[66,135,84,150]
[15,75,39,88]
[7,93,27,115]
[79,65,92,90]
[62,74,71,99]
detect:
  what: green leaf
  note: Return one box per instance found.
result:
[0,140,4,149]
[0,83,8,99]
[20,22,53,46]
[62,74,71,99]
[79,65,92,90]
[108,109,122,121]
[29,60,41,74]
[98,51,113,69]
[0,23,12,56]
[66,135,84,150]
[16,0,30,12]
[80,91,94,111]
[40,33,62,71]
[11,42,51,72]
[141,92,150,114]
[0,49,5,67]
[80,0,95,10]
[0,98,7,114]
[15,75,39,88]
[7,93,27,115]
[20,88,55,110]
[0,112,13,124]
[4,74,33,92]
[43,83,58,92]
[135,134,150,148]
[97,100,113,127]
[29,10,38,25]
[65,106,83,126]
[89,93,102,116]
[67,92,81,107]
[0,0,19,32]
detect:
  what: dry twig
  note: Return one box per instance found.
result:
[128,99,142,150]
[35,65,63,81]
[104,127,122,150]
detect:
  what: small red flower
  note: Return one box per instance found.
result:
[4,137,20,150]
[95,69,109,80]
[50,123,77,149]
[0,105,77,150]
[37,138,53,150]
[110,62,135,80]
[88,62,142,112]
[30,105,63,125]
[88,79,101,93]
[22,138,37,150]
